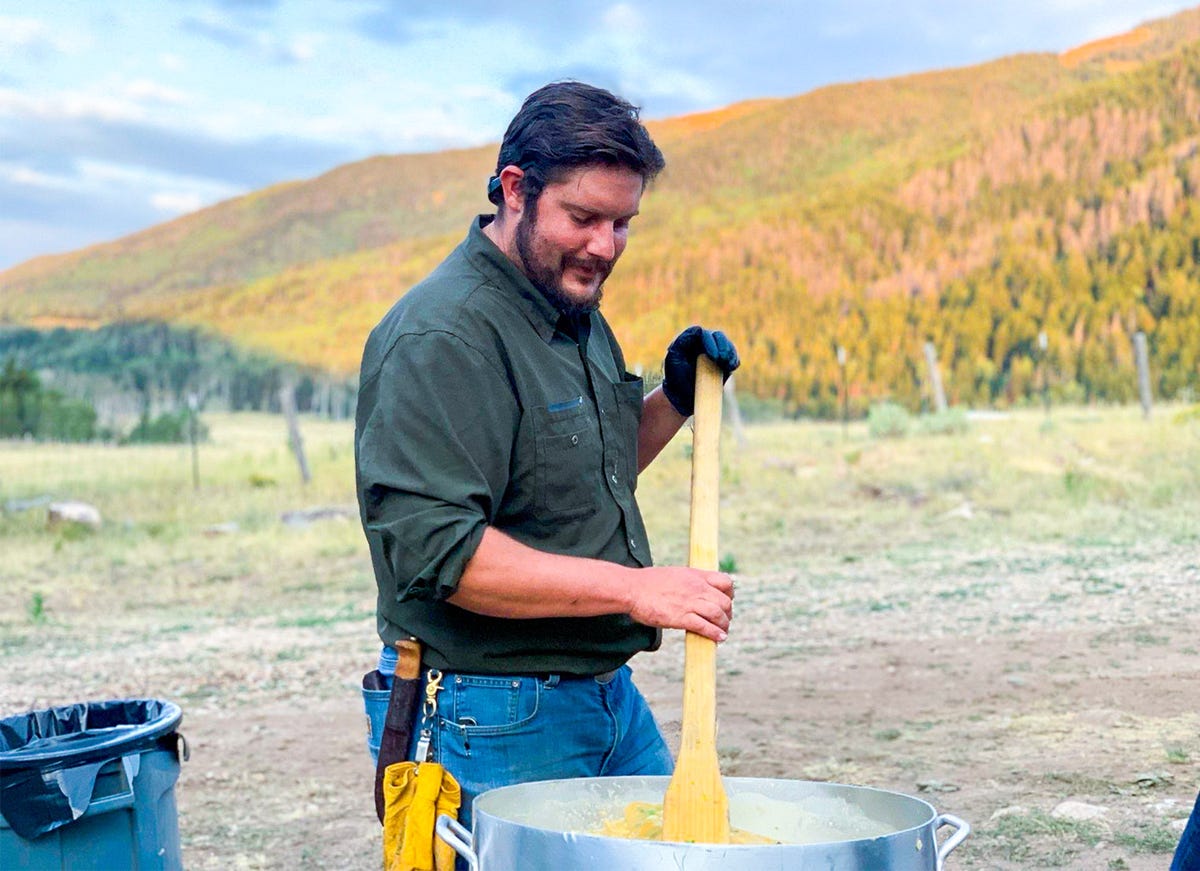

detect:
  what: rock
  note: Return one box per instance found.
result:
[1133,771,1174,789]
[202,521,240,537]
[916,779,960,793]
[989,805,1028,822]
[280,505,357,528]
[1051,800,1108,821]
[47,501,101,529]
[941,502,974,520]
[762,456,798,474]
[5,494,54,513]
[858,482,889,500]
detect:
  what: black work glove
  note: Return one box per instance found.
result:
[662,326,740,417]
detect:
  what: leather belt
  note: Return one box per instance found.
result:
[431,667,621,684]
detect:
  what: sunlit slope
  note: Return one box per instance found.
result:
[2,7,1198,405]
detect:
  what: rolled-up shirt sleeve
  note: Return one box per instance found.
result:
[357,329,518,602]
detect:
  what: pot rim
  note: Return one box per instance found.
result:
[471,775,945,847]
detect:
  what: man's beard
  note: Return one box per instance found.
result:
[514,201,609,317]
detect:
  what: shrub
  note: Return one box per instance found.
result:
[0,359,98,442]
[917,408,969,436]
[122,410,208,445]
[867,402,912,439]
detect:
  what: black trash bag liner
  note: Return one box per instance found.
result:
[0,699,182,840]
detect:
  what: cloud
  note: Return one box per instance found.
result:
[150,190,207,214]
[601,3,644,33]
[4,156,240,212]
[0,162,66,189]
[0,16,51,49]
[0,89,355,188]
[207,0,281,10]
[0,158,245,269]
[179,12,315,64]
[0,15,83,58]
[0,88,146,123]
[124,80,190,106]
[159,52,186,71]
[0,74,364,271]
[353,1,484,44]
[179,14,252,49]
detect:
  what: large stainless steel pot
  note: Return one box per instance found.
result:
[436,775,969,870]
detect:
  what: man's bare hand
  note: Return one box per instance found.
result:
[628,566,734,642]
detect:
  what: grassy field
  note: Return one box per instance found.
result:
[1,404,1198,869]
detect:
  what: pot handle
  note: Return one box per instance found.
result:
[934,814,971,869]
[436,814,478,871]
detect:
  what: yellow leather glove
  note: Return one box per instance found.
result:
[382,762,462,871]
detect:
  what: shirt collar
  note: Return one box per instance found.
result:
[465,215,590,345]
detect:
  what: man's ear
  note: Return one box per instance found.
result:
[496,165,526,215]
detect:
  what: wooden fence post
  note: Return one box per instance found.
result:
[1038,331,1050,419]
[279,379,311,484]
[1133,331,1152,420]
[923,341,948,413]
[186,392,200,490]
[723,375,746,450]
[837,345,849,436]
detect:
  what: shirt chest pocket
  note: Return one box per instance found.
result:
[613,376,644,486]
[533,397,602,516]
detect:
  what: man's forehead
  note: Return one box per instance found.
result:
[545,164,644,212]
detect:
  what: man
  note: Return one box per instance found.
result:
[355,80,740,823]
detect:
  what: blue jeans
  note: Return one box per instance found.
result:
[1173,791,1200,870]
[362,648,674,828]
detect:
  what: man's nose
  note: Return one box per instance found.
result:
[586,223,616,261]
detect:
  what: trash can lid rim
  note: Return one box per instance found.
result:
[0,699,182,769]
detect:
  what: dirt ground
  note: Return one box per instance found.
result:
[5,540,1196,869]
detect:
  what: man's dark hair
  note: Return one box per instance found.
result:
[489,81,665,207]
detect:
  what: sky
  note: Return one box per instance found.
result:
[1,0,1196,272]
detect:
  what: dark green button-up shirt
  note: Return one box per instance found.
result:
[355,216,658,675]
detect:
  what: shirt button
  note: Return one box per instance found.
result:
[610,473,619,484]
[571,435,579,445]
[629,539,638,551]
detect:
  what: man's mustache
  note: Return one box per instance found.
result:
[565,256,613,278]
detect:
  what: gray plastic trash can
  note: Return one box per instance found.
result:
[0,699,185,870]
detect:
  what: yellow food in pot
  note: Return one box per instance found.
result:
[600,801,777,844]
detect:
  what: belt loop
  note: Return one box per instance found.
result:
[543,674,560,689]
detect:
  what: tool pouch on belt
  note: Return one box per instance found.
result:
[369,638,423,824]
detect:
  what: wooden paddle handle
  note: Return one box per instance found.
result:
[681,356,723,747]
[689,356,722,572]
[660,356,730,844]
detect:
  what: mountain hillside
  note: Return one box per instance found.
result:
[3,7,1200,413]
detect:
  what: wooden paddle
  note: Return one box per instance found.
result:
[661,356,731,844]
